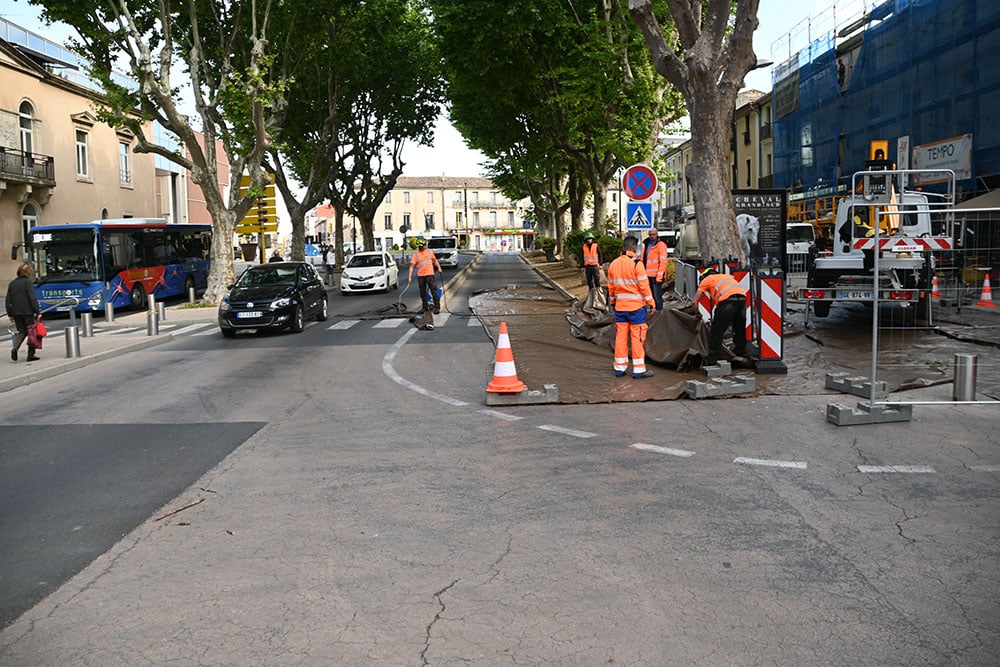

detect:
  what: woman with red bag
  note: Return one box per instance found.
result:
[5,262,41,362]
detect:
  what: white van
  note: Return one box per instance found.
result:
[786,222,816,254]
[427,235,459,268]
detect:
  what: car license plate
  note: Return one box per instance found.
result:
[236,311,263,318]
[356,283,372,289]
[839,290,872,300]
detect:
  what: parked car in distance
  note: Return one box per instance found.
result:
[340,251,399,294]
[218,262,327,337]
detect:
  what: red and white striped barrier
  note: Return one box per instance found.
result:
[852,236,952,251]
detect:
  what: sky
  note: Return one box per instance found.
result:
[0,0,869,178]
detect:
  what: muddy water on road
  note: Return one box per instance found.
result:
[472,285,1000,403]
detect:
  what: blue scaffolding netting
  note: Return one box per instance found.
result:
[773,0,1000,199]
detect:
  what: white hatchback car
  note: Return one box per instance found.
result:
[340,251,399,294]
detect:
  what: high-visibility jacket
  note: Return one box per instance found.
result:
[643,239,669,280]
[582,242,602,267]
[410,248,441,277]
[696,273,747,312]
[607,251,654,312]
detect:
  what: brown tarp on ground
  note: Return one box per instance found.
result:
[566,288,709,372]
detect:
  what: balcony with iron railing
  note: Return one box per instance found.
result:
[0,148,56,185]
[760,122,773,141]
[451,198,515,209]
[758,174,774,189]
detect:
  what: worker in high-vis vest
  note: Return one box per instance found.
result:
[692,266,749,365]
[580,232,604,290]
[607,235,655,378]
[408,238,443,314]
[641,228,670,310]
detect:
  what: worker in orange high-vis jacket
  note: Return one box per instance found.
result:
[580,232,604,289]
[408,238,443,314]
[692,266,749,365]
[641,228,669,310]
[607,235,655,378]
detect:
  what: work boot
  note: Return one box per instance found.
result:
[632,370,654,379]
[11,348,16,362]
[433,307,441,314]
[614,370,626,377]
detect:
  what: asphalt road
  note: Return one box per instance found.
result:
[1,253,997,665]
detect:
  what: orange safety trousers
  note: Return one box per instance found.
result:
[614,321,648,374]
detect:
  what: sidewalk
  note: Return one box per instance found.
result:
[0,301,220,394]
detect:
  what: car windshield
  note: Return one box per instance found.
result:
[347,255,384,268]
[427,238,456,249]
[236,266,297,287]
[787,226,815,243]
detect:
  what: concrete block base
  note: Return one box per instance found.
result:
[826,401,913,425]
[486,383,559,406]
[825,372,889,399]
[701,361,732,377]
[685,375,757,399]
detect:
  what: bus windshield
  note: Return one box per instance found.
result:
[30,228,100,284]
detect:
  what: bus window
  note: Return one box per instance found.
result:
[104,230,139,275]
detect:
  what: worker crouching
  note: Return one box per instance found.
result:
[607,235,655,379]
[692,266,749,366]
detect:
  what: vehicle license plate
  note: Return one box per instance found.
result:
[357,283,372,289]
[839,290,872,300]
[237,311,263,318]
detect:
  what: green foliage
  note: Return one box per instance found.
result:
[536,236,557,251]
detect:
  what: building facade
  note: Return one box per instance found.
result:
[326,176,532,252]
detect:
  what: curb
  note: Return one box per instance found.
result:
[518,254,576,301]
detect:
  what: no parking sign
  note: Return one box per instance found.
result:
[622,164,658,201]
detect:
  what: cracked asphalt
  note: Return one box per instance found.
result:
[0,253,997,665]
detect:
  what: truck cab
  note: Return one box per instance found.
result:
[799,168,954,317]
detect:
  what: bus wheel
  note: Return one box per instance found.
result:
[131,284,146,310]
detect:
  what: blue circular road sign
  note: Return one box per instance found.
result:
[622,164,658,201]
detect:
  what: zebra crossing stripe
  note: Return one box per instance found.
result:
[373,318,406,328]
[170,323,215,335]
[734,457,807,469]
[630,443,695,457]
[328,319,360,330]
[467,317,480,327]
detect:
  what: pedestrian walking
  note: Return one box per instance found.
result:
[641,228,669,310]
[5,262,40,362]
[607,235,655,378]
[580,232,604,290]
[691,266,749,365]
[321,244,335,286]
[408,238,442,314]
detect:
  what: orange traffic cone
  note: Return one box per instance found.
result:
[487,322,527,393]
[976,273,996,307]
[931,275,941,299]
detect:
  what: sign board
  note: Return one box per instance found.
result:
[732,189,788,271]
[626,202,653,230]
[912,133,973,184]
[622,164,658,201]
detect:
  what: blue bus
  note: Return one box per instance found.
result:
[21,218,211,312]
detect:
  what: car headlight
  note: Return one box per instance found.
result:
[271,297,292,309]
[219,297,231,312]
[374,269,385,278]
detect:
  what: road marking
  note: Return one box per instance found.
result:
[382,327,468,407]
[169,323,214,335]
[468,317,481,327]
[734,457,808,470]
[479,409,522,421]
[193,328,219,336]
[432,313,450,327]
[328,319,360,330]
[968,465,1000,472]
[373,318,406,329]
[857,464,935,474]
[630,443,695,457]
[538,424,597,439]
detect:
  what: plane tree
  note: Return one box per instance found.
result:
[629,0,761,262]
[31,0,292,301]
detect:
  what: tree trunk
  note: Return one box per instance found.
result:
[334,209,346,266]
[204,207,237,303]
[288,203,306,262]
[687,79,743,264]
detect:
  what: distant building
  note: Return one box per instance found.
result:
[334,176,531,252]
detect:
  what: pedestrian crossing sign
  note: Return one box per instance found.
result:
[626,202,653,230]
